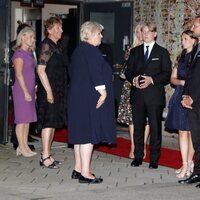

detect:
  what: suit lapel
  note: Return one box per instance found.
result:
[147,43,158,64]
[191,44,200,65]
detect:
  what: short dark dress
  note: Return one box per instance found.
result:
[68,42,116,144]
[165,53,191,131]
[36,38,67,131]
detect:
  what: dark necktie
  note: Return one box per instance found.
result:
[144,45,149,64]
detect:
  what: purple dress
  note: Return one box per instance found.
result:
[12,49,37,124]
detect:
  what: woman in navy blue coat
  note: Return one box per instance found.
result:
[68,21,116,184]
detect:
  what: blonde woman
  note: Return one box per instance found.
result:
[117,23,150,159]
[12,27,37,157]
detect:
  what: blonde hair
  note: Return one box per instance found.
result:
[132,23,143,47]
[13,27,35,51]
[142,22,157,32]
[80,21,103,42]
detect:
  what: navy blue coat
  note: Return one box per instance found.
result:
[68,42,116,144]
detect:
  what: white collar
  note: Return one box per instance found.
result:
[143,41,155,56]
[144,41,155,49]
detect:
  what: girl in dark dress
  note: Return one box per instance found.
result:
[37,17,67,169]
[68,21,116,184]
[165,30,197,178]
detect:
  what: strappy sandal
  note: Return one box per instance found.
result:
[40,153,62,165]
[40,156,59,169]
[49,154,62,165]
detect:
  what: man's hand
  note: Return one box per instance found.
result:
[137,75,153,89]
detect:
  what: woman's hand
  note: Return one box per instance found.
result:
[24,92,32,102]
[96,89,107,109]
[181,95,193,109]
[47,90,54,104]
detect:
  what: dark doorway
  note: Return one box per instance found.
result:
[83,1,133,65]
[0,0,10,144]
[82,1,133,112]
[62,8,79,62]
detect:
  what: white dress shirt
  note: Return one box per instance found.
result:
[143,41,155,58]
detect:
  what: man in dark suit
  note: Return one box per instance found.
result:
[125,22,172,169]
[179,16,200,187]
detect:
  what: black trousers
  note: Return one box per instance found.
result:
[188,106,200,174]
[132,100,163,163]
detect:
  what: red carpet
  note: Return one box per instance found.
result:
[51,128,181,169]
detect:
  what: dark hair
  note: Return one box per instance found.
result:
[44,16,62,37]
[16,20,30,35]
[176,30,198,67]
[182,29,198,41]
[181,30,198,56]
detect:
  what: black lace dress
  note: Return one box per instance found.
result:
[36,38,67,131]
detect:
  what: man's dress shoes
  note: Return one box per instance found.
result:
[149,162,158,169]
[178,173,200,184]
[131,158,143,167]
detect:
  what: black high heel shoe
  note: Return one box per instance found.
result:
[79,175,103,184]
[40,156,59,169]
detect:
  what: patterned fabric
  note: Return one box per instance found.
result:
[117,80,133,125]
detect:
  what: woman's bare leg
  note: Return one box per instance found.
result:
[187,131,194,176]
[41,128,54,166]
[80,143,94,178]
[176,130,188,178]
[74,144,81,172]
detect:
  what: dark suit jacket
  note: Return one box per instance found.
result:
[183,44,200,107]
[125,43,172,106]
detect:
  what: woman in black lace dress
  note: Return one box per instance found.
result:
[37,17,67,169]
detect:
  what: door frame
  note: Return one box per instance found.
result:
[0,0,10,144]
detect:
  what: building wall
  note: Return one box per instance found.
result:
[132,0,199,111]
[133,0,199,62]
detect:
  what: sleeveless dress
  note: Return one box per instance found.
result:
[36,38,68,131]
[165,53,191,131]
[12,49,37,124]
